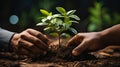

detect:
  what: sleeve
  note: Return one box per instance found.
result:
[0,27,15,52]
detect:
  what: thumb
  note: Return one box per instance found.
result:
[72,40,88,56]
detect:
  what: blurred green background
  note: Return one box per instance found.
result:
[0,0,120,33]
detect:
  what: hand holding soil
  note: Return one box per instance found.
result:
[10,28,51,58]
[66,24,120,57]
[66,32,107,56]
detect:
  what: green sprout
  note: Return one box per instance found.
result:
[37,7,80,47]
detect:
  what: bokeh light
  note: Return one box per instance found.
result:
[9,15,19,24]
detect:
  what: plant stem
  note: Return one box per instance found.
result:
[58,33,61,48]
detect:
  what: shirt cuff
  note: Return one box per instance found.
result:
[0,28,15,52]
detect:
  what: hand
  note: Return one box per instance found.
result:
[66,32,107,56]
[11,29,51,58]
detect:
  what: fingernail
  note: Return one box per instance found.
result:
[72,50,79,56]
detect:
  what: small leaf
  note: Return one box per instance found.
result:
[36,22,48,26]
[47,16,53,20]
[56,18,63,25]
[44,27,51,31]
[69,15,80,20]
[70,21,79,23]
[69,27,78,34]
[43,27,52,34]
[50,33,59,37]
[49,12,52,16]
[53,14,63,18]
[51,18,63,25]
[40,9,50,16]
[63,23,71,30]
[41,18,48,22]
[67,10,76,15]
[56,7,66,15]
[61,33,71,38]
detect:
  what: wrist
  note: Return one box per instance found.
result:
[98,30,111,46]
[10,33,20,51]
[98,31,110,46]
[11,33,19,46]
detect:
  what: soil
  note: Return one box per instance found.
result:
[0,38,120,67]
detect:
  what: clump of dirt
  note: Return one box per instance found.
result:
[33,38,96,62]
[0,38,120,67]
[36,46,93,63]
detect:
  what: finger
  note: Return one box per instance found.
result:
[66,34,83,47]
[72,40,89,56]
[19,39,35,55]
[21,32,48,50]
[26,29,51,45]
[19,48,37,58]
[17,47,30,56]
[22,45,47,56]
[19,38,33,47]
[19,40,47,57]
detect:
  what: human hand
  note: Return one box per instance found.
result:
[11,29,51,58]
[66,32,107,56]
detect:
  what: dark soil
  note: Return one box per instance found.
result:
[0,38,120,67]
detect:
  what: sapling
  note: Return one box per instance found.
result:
[37,7,80,47]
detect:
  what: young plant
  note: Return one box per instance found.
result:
[37,7,80,47]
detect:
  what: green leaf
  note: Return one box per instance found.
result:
[56,7,66,15]
[47,16,53,20]
[50,33,59,37]
[41,18,48,22]
[44,27,51,31]
[51,18,63,25]
[40,9,50,16]
[69,15,80,20]
[61,33,71,38]
[70,21,79,23]
[53,14,63,18]
[69,27,78,34]
[63,22,71,30]
[67,10,76,15]
[43,27,52,34]
[49,12,52,16]
[36,22,48,26]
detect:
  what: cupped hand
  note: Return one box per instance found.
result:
[11,28,51,58]
[66,32,107,56]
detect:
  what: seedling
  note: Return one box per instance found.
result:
[37,7,80,47]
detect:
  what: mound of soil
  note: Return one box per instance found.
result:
[0,38,120,67]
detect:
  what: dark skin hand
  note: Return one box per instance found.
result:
[67,24,120,56]
[11,29,51,58]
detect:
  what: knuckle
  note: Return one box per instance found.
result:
[76,33,81,36]
[27,43,34,47]
[20,34,26,38]
[26,28,32,32]
[18,38,23,43]
[20,31,28,37]
[75,34,80,38]
[76,33,79,36]
[27,44,34,48]
[36,33,41,37]
[34,39,40,43]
